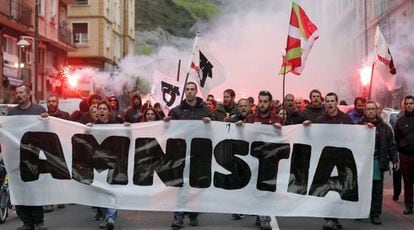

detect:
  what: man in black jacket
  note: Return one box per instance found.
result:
[362,101,399,224]
[164,82,211,229]
[300,89,325,122]
[44,95,71,120]
[305,92,351,230]
[283,94,305,125]
[394,95,414,215]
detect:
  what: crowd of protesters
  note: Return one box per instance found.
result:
[2,83,414,230]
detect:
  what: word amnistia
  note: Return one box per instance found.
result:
[19,132,358,201]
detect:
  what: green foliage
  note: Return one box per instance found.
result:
[136,0,196,37]
[172,0,221,21]
[137,44,153,55]
[135,0,222,37]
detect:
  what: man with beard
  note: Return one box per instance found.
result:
[229,97,251,221]
[7,84,47,230]
[244,90,282,230]
[283,94,305,125]
[394,95,414,215]
[231,98,251,123]
[43,95,71,120]
[305,92,351,230]
[300,89,325,122]
[362,101,399,225]
[348,97,366,124]
[213,89,238,122]
[41,94,71,213]
[164,82,211,229]
[124,93,142,123]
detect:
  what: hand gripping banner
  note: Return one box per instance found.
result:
[0,116,374,218]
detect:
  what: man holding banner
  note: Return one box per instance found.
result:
[312,92,352,230]
[164,81,212,229]
[244,90,283,230]
[7,84,47,230]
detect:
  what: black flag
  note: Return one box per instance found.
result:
[199,51,214,87]
[161,81,180,107]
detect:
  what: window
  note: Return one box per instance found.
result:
[76,0,88,4]
[50,0,57,21]
[106,25,111,48]
[72,23,88,44]
[2,36,17,55]
[114,34,121,59]
[38,0,45,17]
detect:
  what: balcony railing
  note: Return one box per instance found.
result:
[0,0,33,27]
[58,23,76,48]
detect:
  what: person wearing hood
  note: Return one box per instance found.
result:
[394,95,414,215]
[108,95,124,123]
[361,101,399,224]
[163,81,211,229]
[124,93,142,123]
[300,89,325,122]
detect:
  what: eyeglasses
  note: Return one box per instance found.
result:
[109,99,117,102]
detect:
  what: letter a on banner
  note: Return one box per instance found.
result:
[151,70,184,112]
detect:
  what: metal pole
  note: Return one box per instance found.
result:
[364,0,368,57]
[176,59,181,82]
[368,62,375,100]
[34,0,39,102]
[180,32,199,102]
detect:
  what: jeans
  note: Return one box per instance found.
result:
[103,208,118,221]
[174,211,198,220]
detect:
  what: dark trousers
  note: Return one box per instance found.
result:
[16,205,44,227]
[174,212,198,219]
[393,168,402,197]
[370,175,384,216]
[400,154,414,210]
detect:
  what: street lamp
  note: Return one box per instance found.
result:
[17,37,36,99]
[16,39,30,81]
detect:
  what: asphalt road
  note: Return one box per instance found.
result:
[1,174,413,229]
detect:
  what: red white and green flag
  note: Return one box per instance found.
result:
[280,1,319,75]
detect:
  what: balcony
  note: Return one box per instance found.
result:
[0,0,32,27]
[58,23,76,48]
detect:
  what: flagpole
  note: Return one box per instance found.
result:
[180,32,200,102]
[282,67,286,110]
[281,1,294,110]
[176,59,181,82]
[368,61,375,100]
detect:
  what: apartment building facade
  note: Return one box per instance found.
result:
[0,0,76,103]
[67,0,135,72]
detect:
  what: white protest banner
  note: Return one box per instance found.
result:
[0,116,374,218]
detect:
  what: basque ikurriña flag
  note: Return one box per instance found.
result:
[280,1,319,75]
[375,25,396,75]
